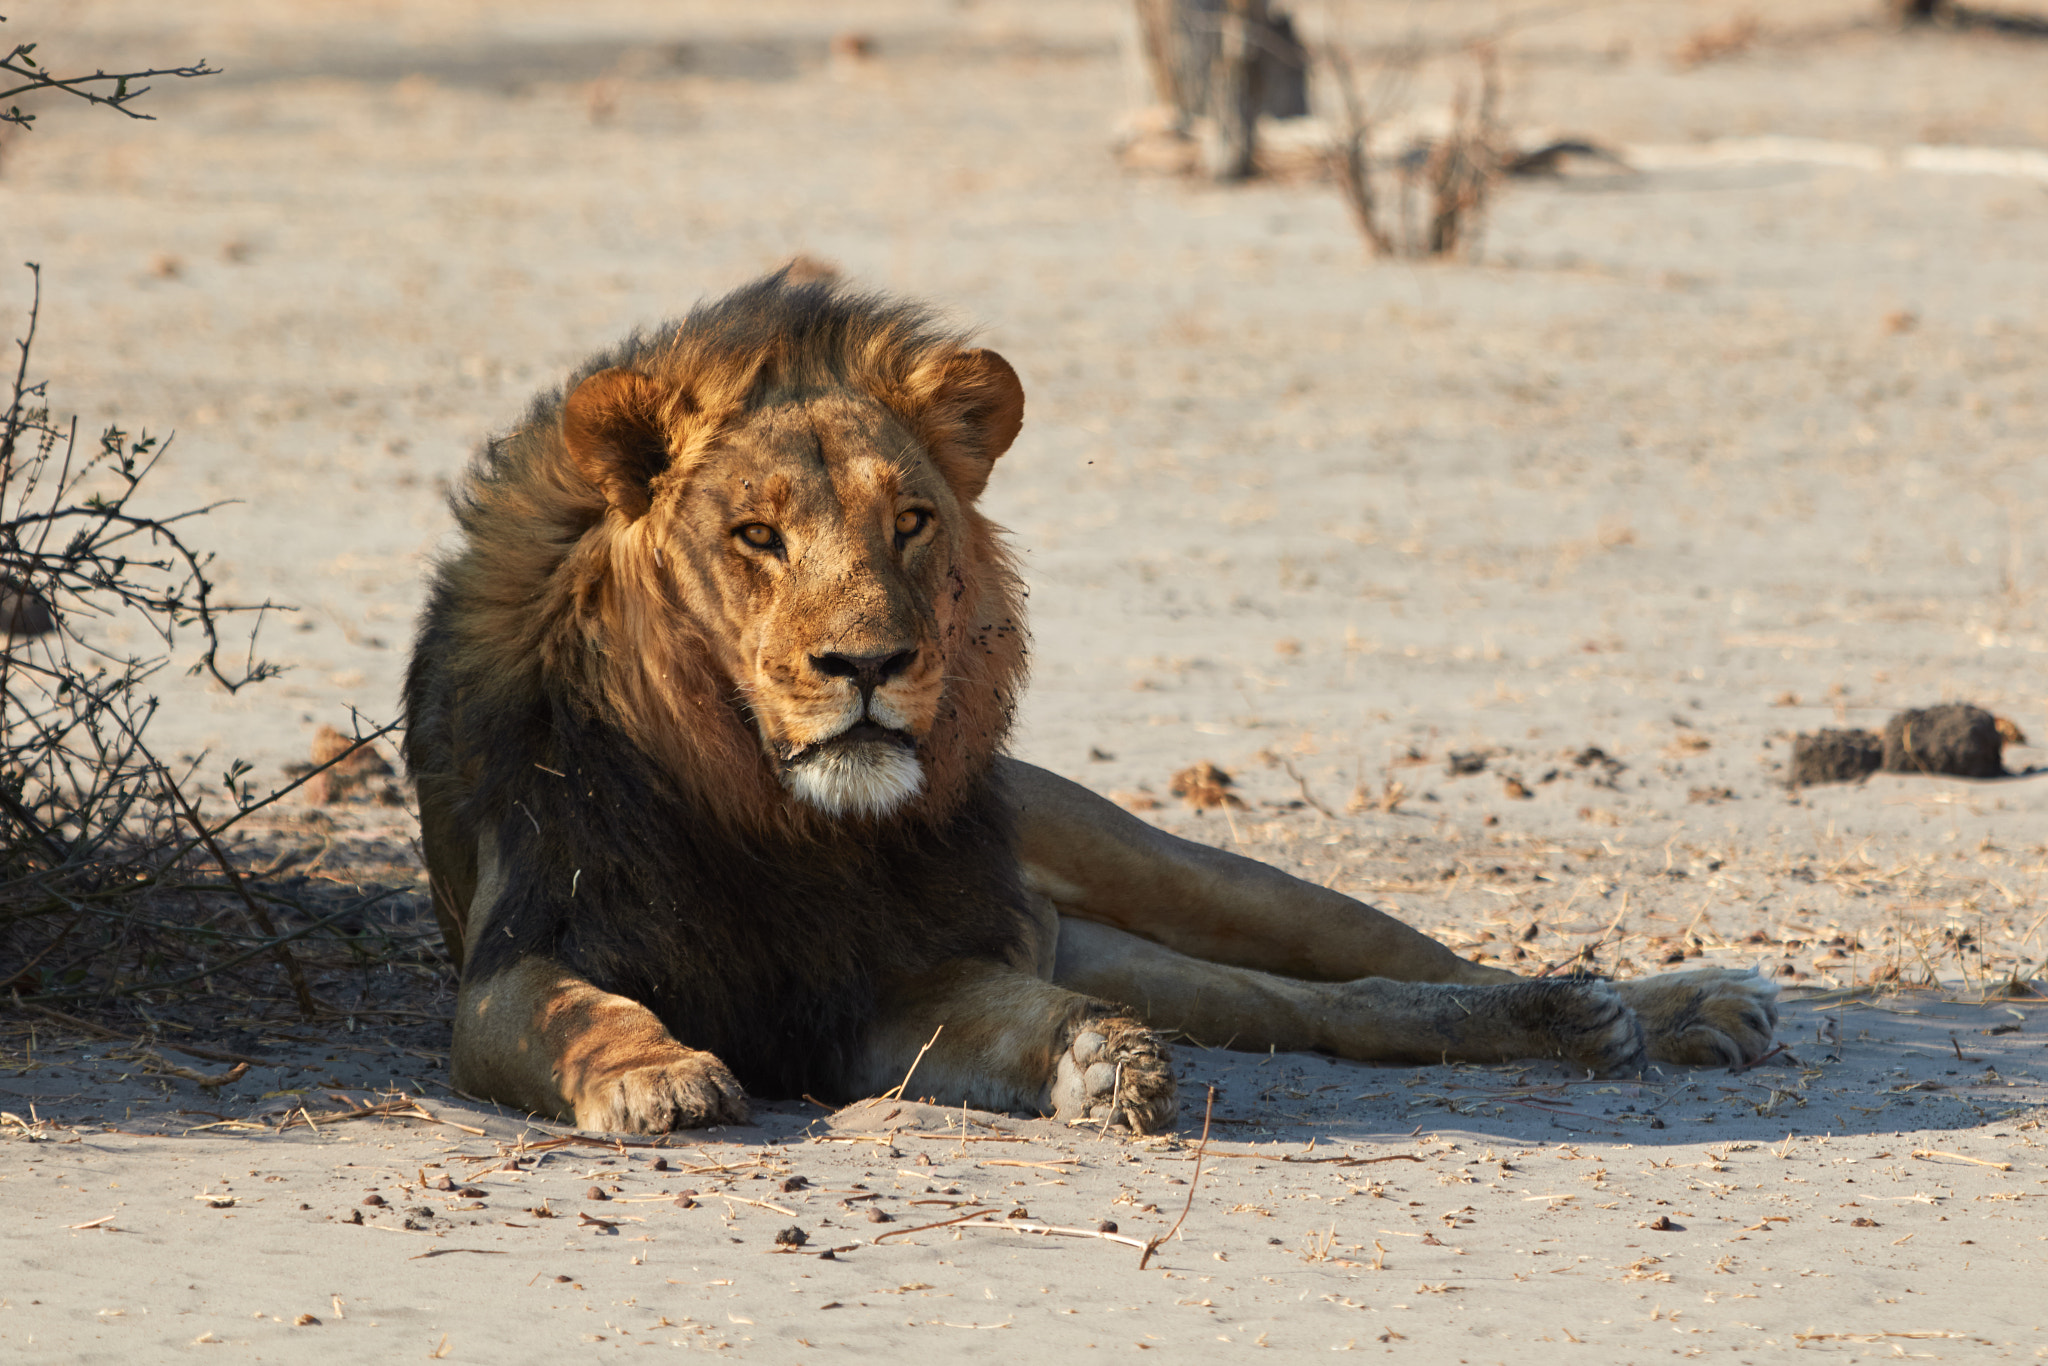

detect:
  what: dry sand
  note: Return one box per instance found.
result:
[4,0,2047,1358]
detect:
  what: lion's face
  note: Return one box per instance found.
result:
[556,345,1026,824]
[651,393,966,817]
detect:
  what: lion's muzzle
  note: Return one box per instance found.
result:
[780,720,925,818]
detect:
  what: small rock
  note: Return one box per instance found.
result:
[865,1208,893,1224]
[650,1157,669,1172]
[1097,1220,1119,1234]
[780,1175,810,1193]
[360,1194,386,1207]
[586,1186,609,1202]
[774,1226,808,1247]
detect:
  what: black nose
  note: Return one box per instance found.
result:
[811,648,917,691]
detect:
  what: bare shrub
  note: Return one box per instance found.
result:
[1,28,430,1023]
[1322,35,1507,260]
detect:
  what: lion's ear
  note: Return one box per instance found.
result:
[922,348,1024,502]
[562,368,671,519]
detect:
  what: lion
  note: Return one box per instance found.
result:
[403,272,1777,1135]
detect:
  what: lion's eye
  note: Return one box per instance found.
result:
[735,523,782,552]
[894,508,931,541]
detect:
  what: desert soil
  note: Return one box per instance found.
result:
[3,0,2047,1360]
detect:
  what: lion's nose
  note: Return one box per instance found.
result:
[810,648,917,692]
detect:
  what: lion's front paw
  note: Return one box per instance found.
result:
[1616,967,1780,1069]
[569,1049,751,1133]
[1049,1016,1177,1134]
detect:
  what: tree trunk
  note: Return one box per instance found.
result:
[1131,0,1307,178]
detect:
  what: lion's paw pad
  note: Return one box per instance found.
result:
[1052,1017,1176,1134]
[573,1051,750,1134]
[1620,967,1780,1069]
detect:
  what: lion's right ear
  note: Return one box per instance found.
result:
[561,368,671,519]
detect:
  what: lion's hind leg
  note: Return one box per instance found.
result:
[1054,918,1651,1075]
[1614,966,1780,1068]
[846,962,1176,1133]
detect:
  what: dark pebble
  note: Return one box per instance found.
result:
[586,1186,609,1201]
[775,1226,808,1247]
[651,1157,670,1172]
[865,1209,892,1224]
[780,1175,810,1193]
[1097,1220,1118,1234]
[360,1194,386,1206]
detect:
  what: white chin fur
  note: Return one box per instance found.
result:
[783,743,924,818]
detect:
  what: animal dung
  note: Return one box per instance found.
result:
[1880,703,2007,779]
[1791,728,1883,785]
[1793,703,2016,785]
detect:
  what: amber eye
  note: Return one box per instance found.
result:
[735,523,782,552]
[894,508,931,541]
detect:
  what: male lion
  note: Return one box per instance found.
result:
[404,274,1777,1134]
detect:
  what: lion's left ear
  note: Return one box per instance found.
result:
[919,348,1024,503]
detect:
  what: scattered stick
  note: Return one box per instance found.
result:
[1279,1153,1424,1167]
[716,1193,798,1217]
[1140,1085,1214,1269]
[1911,1148,2013,1171]
[408,1248,508,1260]
[873,1207,1149,1253]
[150,1059,248,1089]
[273,1094,484,1136]
[881,1026,943,1103]
[5,999,272,1066]
[1727,1043,1791,1075]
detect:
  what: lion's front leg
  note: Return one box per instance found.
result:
[845,961,1177,1133]
[453,956,749,1133]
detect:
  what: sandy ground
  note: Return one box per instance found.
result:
[4,0,2048,1358]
